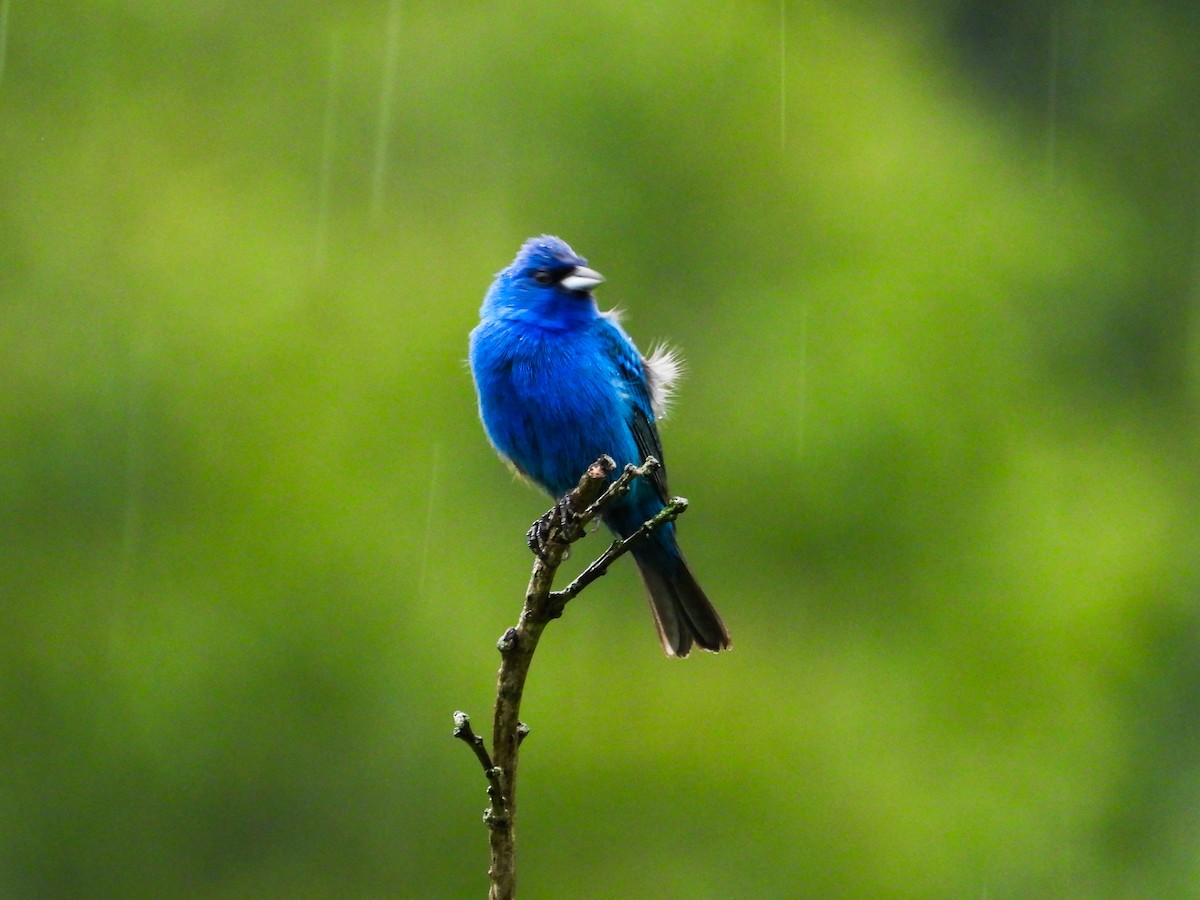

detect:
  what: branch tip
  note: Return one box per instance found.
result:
[587,455,616,480]
[452,710,496,775]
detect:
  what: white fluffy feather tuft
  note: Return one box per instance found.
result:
[643,343,683,418]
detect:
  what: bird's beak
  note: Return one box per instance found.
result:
[560,266,604,292]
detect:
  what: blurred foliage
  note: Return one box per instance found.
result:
[2,1,1199,897]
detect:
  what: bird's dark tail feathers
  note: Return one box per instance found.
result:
[633,541,731,658]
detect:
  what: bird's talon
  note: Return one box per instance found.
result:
[526,517,552,560]
[553,495,582,539]
[527,496,580,559]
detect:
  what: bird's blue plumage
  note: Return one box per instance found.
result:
[469,236,730,656]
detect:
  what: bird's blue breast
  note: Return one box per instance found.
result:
[470,316,642,498]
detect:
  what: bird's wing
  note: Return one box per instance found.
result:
[629,404,669,504]
[599,315,670,504]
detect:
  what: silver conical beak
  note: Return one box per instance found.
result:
[560,266,604,292]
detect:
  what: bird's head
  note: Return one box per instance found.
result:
[482,235,605,327]
[511,235,604,294]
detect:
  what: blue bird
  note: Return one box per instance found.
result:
[469,235,730,657]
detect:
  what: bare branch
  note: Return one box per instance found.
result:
[550,496,688,609]
[579,457,660,524]
[454,456,686,900]
[452,710,495,774]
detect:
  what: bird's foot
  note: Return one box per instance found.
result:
[526,495,580,560]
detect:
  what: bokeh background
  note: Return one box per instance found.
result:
[3,1,1199,897]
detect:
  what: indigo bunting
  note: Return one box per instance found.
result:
[469,236,730,656]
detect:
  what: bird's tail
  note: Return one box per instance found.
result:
[633,536,731,658]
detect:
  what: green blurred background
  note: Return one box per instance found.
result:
[3,1,1199,897]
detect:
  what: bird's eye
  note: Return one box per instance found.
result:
[532,269,555,285]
